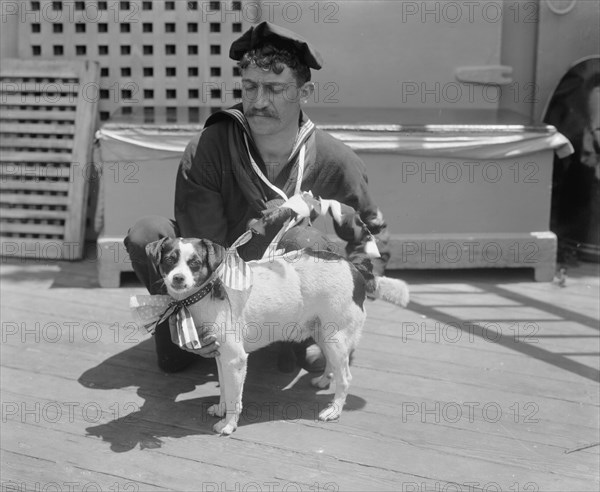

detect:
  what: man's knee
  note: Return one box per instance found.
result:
[124,216,177,259]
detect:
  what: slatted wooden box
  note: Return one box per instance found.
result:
[0,59,99,260]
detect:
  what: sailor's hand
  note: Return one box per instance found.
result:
[181,334,220,357]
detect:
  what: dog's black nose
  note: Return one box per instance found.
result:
[172,274,185,285]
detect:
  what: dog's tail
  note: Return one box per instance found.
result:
[353,260,409,307]
[372,276,410,307]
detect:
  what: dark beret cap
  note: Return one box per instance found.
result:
[229,21,323,70]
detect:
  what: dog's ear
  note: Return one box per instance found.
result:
[198,239,226,273]
[145,237,170,268]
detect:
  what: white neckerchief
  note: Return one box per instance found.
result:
[243,133,305,201]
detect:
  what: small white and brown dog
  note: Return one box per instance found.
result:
[146,237,409,435]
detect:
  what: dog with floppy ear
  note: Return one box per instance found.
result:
[146,237,227,301]
[145,236,409,435]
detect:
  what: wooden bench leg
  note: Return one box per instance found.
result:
[96,237,133,288]
[534,264,556,282]
[98,264,121,288]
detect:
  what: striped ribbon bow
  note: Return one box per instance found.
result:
[129,274,223,350]
[216,229,254,291]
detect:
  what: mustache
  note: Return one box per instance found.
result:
[246,109,278,119]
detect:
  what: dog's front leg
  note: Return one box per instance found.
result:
[207,356,226,418]
[212,343,247,436]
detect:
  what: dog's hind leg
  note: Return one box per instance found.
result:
[315,334,352,421]
[311,362,333,389]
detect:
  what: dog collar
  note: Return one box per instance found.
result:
[149,274,221,351]
[176,277,218,307]
[158,274,218,324]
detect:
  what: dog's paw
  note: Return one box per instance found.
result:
[311,372,332,389]
[213,418,237,436]
[207,402,226,418]
[318,403,342,421]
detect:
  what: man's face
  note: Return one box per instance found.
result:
[241,64,310,136]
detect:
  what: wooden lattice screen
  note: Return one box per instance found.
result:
[0,59,99,260]
[9,0,248,122]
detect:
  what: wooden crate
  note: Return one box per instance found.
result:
[0,58,99,260]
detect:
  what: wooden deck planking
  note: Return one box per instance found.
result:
[4,333,597,447]
[3,335,598,456]
[1,257,599,491]
[3,372,597,490]
[3,290,597,411]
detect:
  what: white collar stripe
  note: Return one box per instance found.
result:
[225,108,314,160]
[243,133,289,201]
[289,120,314,161]
[228,109,312,201]
[295,144,305,195]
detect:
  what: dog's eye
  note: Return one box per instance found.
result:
[163,256,176,265]
[188,259,202,269]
